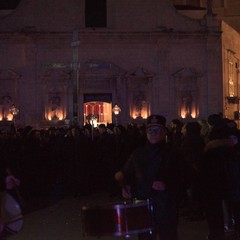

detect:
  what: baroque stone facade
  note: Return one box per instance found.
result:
[0,0,239,127]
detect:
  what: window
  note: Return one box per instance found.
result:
[228,61,234,97]
[85,0,107,28]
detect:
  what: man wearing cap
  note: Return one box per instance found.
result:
[115,114,187,240]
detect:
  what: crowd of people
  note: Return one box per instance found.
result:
[0,113,239,240]
[0,121,146,200]
[114,113,240,240]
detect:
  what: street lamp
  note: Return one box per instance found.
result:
[112,104,121,126]
[112,104,121,157]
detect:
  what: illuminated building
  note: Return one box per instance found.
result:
[0,0,239,127]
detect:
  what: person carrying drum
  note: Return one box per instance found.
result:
[115,115,189,240]
[0,167,23,240]
[5,168,24,208]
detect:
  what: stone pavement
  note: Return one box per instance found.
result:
[7,192,211,240]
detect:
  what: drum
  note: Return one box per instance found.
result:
[0,192,23,238]
[82,199,153,237]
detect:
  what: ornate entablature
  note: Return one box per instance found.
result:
[80,59,125,90]
[0,69,21,121]
[41,69,71,121]
[173,67,202,119]
[126,67,154,120]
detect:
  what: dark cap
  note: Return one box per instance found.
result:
[207,114,222,127]
[147,115,166,128]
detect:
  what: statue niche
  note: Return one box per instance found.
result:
[0,95,13,120]
[181,87,193,118]
[42,69,70,122]
[133,90,147,118]
[48,94,61,120]
[173,68,200,119]
[127,67,153,120]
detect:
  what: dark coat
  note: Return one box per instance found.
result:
[225,144,240,202]
[123,142,187,224]
[200,139,231,201]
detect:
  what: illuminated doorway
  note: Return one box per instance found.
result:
[84,101,112,126]
[83,93,113,126]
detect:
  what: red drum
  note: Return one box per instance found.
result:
[0,192,23,238]
[82,199,153,237]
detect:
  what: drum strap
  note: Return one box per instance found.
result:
[6,215,23,225]
[5,225,18,234]
[4,216,24,234]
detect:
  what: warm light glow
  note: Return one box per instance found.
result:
[6,114,13,121]
[92,119,98,128]
[228,62,235,97]
[180,107,187,118]
[57,111,64,120]
[191,109,197,118]
[130,100,149,120]
[132,110,148,119]
[180,109,198,119]
[47,109,64,121]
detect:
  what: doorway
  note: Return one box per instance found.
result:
[83,93,113,126]
[83,101,112,126]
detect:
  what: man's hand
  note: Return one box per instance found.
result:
[122,185,132,199]
[152,181,166,191]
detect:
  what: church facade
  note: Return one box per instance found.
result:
[0,0,239,128]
